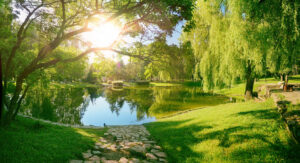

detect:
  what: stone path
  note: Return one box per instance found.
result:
[70,125,167,163]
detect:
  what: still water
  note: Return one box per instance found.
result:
[20,86,232,126]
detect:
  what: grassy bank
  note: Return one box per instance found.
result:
[0,117,106,162]
[145,99,300,162]
[51,82,100,88]
[216,75,300,100]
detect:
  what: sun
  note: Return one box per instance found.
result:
[82,20,122,48]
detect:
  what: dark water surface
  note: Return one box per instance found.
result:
[20,86,232,126]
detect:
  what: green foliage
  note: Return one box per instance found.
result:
[127,38,195,81]
[91,57,145,82]
[182,0,299,92]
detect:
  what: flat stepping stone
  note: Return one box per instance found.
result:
[153,152,166,158]
[89,155,100,161]
[119,157,129,163]
[129,146,146,154]
[153,145,162,150]
[128,158,140,163]
[92,150,101,155]
[146,153,157,160]
[77,125,168,163]
[82,152,92,159]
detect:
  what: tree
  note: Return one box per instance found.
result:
[126,37,195,82]
[183,0,299,99]
[0,0,14,122]
[0,0,194,124]
[266,0,300,90]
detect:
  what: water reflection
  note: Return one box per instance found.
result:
[20,86,232,126]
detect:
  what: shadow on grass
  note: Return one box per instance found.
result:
[232,108,300,162]
[236,109,280,120]
[0,117,103,162]
[146,108,300,162]
[146,119,213,162]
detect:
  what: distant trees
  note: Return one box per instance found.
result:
[88,37,195,83]
[89,57,144,82]
[125,37,195,82]
[0,0,194,125]
[183,0,299,99]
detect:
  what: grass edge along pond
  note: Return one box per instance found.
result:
[1,99,300,162]
[0,116,107,162]
[145,99,300,163]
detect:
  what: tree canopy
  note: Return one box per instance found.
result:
[182,0,299,99]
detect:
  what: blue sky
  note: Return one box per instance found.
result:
[166,21,184,46]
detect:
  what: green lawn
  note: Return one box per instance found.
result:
[216,75,300,100]
[51,82,100,88]
[145,99,300,162]
[0,117,106,162]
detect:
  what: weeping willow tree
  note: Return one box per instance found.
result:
[266,0,300,89]
[183,0,299,99]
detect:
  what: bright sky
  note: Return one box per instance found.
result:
[85,20,184,64]
[17,7,184,65]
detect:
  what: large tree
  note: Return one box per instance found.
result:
[183,0,299,99]
[0,0,194,125]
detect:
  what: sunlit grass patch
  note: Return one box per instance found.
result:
[146,99,300,162]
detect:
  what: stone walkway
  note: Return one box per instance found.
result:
[70,125,167,163]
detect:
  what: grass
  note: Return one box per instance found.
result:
[150,82,183,87]
[0,116,106,162]
[150,81,202,87]
[216,75,300,100]
[145,99,300,163]
[51,82,99,88]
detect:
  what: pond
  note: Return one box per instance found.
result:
[20,86,234,126]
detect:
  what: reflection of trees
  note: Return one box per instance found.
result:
[103,87,229,120]
[87,87,104,104]
[148,87,228,117]
[21,85,230,125]
[21,85,87,125]
[125,88,153,120]
[104,89,127,116]
[103,88,153,120]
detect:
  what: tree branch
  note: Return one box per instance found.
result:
[4,2,44,88]
[13,84,31,119]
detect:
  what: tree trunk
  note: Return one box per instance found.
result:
[12,84,30,120]
[245,76,255,100]
[3,79,23,125]
[245,61,254,100]
[0,53,3,123]
[283,74,288,92]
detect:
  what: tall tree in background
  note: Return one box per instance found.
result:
[183,0,299,99]
[266,0,300,90]
[0,0,194,125]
